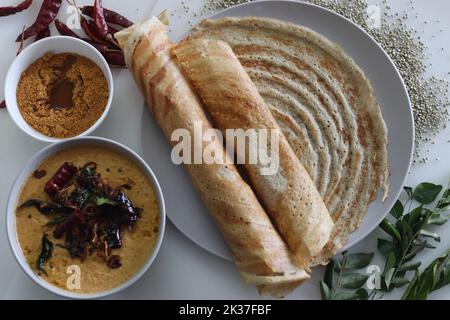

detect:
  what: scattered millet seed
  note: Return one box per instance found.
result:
[181,0,450,163]
[307,0,450,163]
[201,0,254,14]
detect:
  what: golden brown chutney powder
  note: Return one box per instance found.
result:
[17,53,109,138]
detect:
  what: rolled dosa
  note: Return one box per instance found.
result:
[172,39,334,265]
[115,17,308,297]
[189,17,390,266]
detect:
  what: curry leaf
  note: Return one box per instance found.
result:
[402,270,419,300]
[319,281,332,300]
[385,252,397,272]
[435,262,450,291]
[390,200,404,219]
[384,268,395,289]
[404,186,413,199]
[413,183,443,205]
[398,262,422,272]
[355,288,369,300]
[413,238,436,249]
[342,253,374,270]
[44,215,67,227]
[420,229,441,242]
[437,189,450,209]
[380,219,401,241]
[404,242,429,262]
[377,239,395,256]
[397,220,414,252]
[20,199,72,215]
[404,206,427,230]
[338,273,368,289]
[428,211,450,225]
[383,252,397,290]
[320,179,450,301]
[391,276,410,288]
[402,251,450,300]
[93,196,117,206]
[36,234,53,276]
[324,260,334,288]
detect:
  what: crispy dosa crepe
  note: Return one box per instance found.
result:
[173,39,334,266]
[115,17,308,297]
[189,17,390,265]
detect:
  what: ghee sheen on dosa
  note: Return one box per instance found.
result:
[173,39,334,266]
[115,17,309,297]
[189,17,390,264]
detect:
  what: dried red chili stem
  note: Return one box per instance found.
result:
[0,0,33,17]
[80,5,132,28]
[34,28,50,41]
[0,100,6,109]
[93,0,108,38]
[17,25,26,55]
[15,0,62,42]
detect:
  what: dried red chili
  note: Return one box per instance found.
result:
[89,20,119,49]
[16,0,62,42]
[44,162,77,196]
[80,5,132,28]
[80,17,110,47]
[34,28,50,41]
[0,0,33,17]
[101,49,126,68]
[55,19,125,68]
[89,41,113,53]
[55,19,79,38]
[0,100,6,109]
[55,19,105,49]
[92,0,108,38]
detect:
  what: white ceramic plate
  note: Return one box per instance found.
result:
[140,0,414,260]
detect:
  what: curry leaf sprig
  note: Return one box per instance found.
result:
[370,182,450,299]
[402,250,450,300]
[36,234,54,276]
[320,180,450,300]
[320,252,374,300]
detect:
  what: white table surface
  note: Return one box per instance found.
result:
[0,0,449,300]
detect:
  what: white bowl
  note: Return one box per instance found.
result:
[6,137,166,299]
[4,36,114,143]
